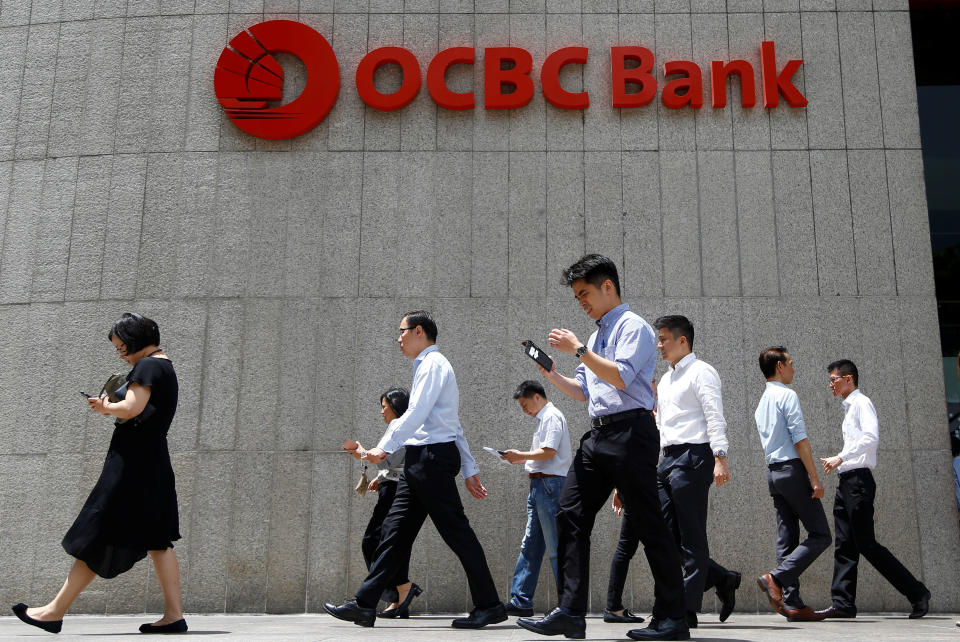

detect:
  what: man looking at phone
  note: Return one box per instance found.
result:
[501,380,572,617]
[516,254,688,641]
[324,311,506,630]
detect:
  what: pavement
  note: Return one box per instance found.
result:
[1,612,959,641]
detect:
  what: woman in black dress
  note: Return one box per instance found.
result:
[343,387,422,618]
[11,313,186,634]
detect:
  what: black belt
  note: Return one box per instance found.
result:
[591,408,650,428]
[529,472,562,479]
[662,442,710,457]
[767,458,801,470]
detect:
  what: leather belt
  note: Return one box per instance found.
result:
[529,472,561,479]
[662,442,710,457]
[591,408,650,428]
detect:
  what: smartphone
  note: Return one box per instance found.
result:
[80,391,94,399]
[522,340,554,372]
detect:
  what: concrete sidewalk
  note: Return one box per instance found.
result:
[1,613,958,641]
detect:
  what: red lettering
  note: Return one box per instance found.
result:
[355,46,421,111]
[760,41,806,108]
[662,60,703,109]
[610,46,656,108]
[710,60,755,108]
[540,47,589,110]
[427,47,475,110]
[484,47,534,109]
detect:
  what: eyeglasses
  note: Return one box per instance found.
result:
[398,327,416,333]
[115,344,128,356]
[828,375,849,384]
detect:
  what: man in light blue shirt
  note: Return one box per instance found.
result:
[753,347,830,623]
[516,255,686,642]
[325,311,505,630]
[501,380,572,617]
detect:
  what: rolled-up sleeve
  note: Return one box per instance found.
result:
[781,391,808,444]
[612,322,645,388]
[575,362,589,399]
[695,366,729,453]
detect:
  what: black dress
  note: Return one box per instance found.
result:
[62,357,181,579]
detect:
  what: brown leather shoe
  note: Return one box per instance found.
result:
[756,574,786,615]
[786,606,827,622]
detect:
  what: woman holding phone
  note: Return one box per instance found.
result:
[344,387,423,618]
[11,313,186,634]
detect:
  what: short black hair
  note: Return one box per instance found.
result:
[561,254,621,298]
[654,315,695,350]
[759,346,789,379]
[381,387,410,417]
[108,313,160,353]
[513,380,547,400]
[402,310,437,342]
[827,359,859,386]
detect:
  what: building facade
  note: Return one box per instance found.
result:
[0,0,957,615]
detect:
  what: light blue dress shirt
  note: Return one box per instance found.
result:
[574,303,657,418]
[376,345,480,478]
[753,381,809,465]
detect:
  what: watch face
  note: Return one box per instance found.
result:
[715,450,726,458]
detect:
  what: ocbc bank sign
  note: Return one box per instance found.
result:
[215,19,807,141]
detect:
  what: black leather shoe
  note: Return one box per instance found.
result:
[685,612,697,628]
[814,605,856,619]
[139,619,188,633]
[627,617,690,641]
[909,588,931,619]
[379,583,423,618]
[451,602,507,629]
[12,603,63,634]
[603,608,645,623]
[516,607,586,639]
[323,600,375,627]
[717,570,741,622]
[504,601,534,617]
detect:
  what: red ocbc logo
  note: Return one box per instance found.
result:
[215,20,807,141]
[214,20,340,140]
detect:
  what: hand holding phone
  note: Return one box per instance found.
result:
[522,340,554,372]
[80,391,94,399]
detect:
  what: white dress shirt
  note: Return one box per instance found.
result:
[525,402,572,477]
[377,345,480,478]
[656,352,730,454]
[837,388,879,473]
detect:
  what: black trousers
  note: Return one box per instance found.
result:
[767,459,831,610]
[557,412,685,618]
[361,480,409,604]
[355,442,499,610]
[831,468,925,612]
[658,443,732,613]
[606,502,640,612]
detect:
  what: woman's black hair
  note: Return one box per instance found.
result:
[381,387,410,417]
[108,313,160,354]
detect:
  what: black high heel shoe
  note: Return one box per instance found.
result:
[12,603,63,634]
[378,583,423,619]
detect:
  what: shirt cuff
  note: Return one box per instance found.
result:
[461,459,479,479]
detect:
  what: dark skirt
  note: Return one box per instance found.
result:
[62,436,180,579]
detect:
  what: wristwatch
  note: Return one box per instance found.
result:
[714,450,727,459]
[576,345,588,359]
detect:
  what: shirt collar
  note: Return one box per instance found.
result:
[841,388,862,410]
[414,344,438,365]
[535,401,554,420]
[596,303,630,329]
[672,352,697,371]
[766,381,787,389]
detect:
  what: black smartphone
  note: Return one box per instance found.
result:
[80,391,94,399]
[522,340,554,372]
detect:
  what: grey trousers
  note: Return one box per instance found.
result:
[767,459,832,610]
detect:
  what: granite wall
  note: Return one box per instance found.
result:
[1,0,958,616]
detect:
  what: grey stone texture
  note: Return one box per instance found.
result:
[0,0,957,618]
